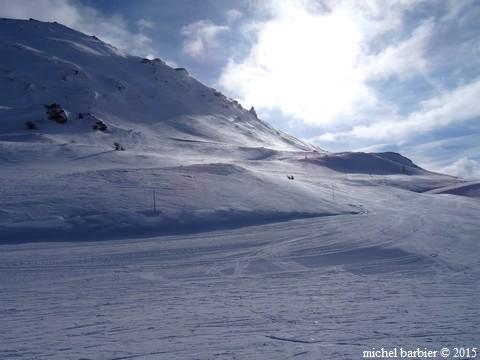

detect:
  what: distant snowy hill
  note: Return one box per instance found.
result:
[0,18,462,241]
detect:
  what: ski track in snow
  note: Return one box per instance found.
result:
[1,200,480,360]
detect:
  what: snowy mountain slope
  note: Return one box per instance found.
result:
[0,18,312,150]
[306,151,429,175]
[0,18,465,242]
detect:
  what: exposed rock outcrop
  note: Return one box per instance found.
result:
[45,103,68,123]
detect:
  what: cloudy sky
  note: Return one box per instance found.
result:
[2,0,480,178]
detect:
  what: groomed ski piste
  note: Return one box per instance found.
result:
[1,19,479,359]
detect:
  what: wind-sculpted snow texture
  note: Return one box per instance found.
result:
[1,18,480,359]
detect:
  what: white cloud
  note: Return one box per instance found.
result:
[218,0,431,126]
[364,19,434,80]
[440,158,480,179]
[226,9,242,23]
[180,20,228,58]
[0,0,157,57]
[320,77,480,141]
[137,18,154,31]
[219,1,374,125]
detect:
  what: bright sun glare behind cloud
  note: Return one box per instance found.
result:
[219,1,374,125]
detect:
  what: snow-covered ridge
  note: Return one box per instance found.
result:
[425,180,480,197]
[0,17,313,151]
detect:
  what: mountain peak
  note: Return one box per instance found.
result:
[0,18,313,151]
